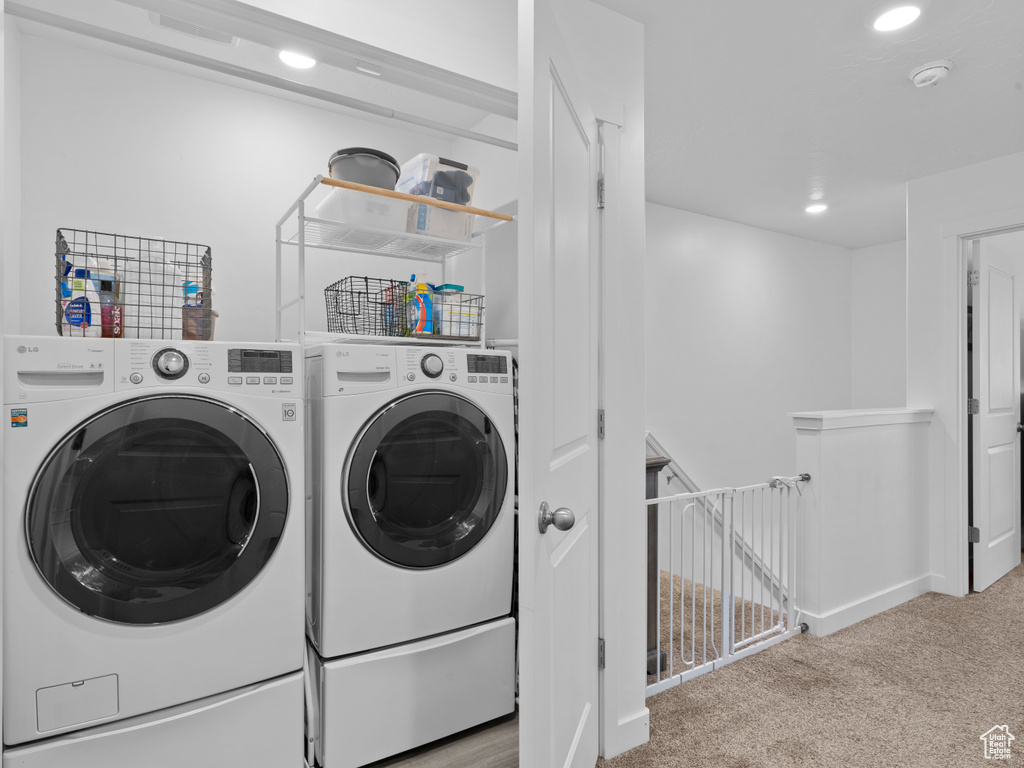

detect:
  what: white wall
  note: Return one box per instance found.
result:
[794,409,933,636]
[645,203,853,490]
[1,0,6,740]
[907,150,1024,596]
[4,19,18,334]
[850,240,906,408]
[13,32,523,342]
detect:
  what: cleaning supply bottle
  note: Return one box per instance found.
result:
[181,281,205,340]
[62,269,101,337]
[406,274,433,334]
[98,280,123,338]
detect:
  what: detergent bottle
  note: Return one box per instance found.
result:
[406,274,433,334]
[62,269,102,337]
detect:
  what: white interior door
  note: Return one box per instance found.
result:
[518,0,601,766]
[971,236,1022,591]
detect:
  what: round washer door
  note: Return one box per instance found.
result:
[26,395,289,625]
[345,392,508,569]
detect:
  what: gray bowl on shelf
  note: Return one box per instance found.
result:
[328,148,401,190]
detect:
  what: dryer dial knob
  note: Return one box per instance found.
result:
[154,349,189,380]
[421,353,444,378]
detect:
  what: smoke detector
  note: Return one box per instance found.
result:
[909,60,954,88]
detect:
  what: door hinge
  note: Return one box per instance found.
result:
[968,397,980,415]
[597,177,605,210]
[598,409,605,439]
[968,526,981,544]
[598,637,606,669]
[968,269,980,288]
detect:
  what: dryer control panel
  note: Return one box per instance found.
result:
[397,347,513,395]
[312,344,513,397]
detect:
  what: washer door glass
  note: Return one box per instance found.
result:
[346,392,508,568]
[26,396,289,625]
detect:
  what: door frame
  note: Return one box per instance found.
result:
[948,210,1024,595]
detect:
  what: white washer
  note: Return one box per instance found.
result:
[3,336,305,755]
[305,343,516,767]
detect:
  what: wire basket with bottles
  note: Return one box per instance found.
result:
[324,276,484,340]
[56,228,214,340]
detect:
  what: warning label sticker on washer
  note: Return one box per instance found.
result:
[10,408,27,428]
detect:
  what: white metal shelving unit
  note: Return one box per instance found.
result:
[275,175,514,347]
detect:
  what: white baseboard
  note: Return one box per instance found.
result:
[600,707,650,760]
[801,574,931,636]
[927,571,965,597]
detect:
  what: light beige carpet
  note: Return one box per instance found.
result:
[606,564,1024,768]
[651,571,784,685]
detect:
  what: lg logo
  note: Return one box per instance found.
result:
[16,346,39,354]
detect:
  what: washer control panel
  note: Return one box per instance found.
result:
[116,341,300,397]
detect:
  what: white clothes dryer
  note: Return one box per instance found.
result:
[304,343,516,768]
[3,337,304,749]
[304,343,515,657]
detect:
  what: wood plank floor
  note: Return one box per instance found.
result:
[365,711,518,768]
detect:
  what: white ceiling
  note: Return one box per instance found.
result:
[591,0,1024,249]
[10,0,1024,250]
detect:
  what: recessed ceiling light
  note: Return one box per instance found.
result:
[873,5,921,31]
[279,50,316,69]
[806,203,828,214]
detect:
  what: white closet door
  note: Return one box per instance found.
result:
[971,236,1022,591]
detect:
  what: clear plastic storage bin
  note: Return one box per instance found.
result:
[397,154,480,242]
[396,154,480,206]
[314,188,410,232]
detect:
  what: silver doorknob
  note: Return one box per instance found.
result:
[538,501,575,534]
[1018,422,1023,433]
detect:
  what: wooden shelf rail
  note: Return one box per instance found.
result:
[319,177,515,222]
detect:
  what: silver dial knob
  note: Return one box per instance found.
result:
[154,349,188,379]
[421,353,444,378]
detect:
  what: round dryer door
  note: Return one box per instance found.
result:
[26,395,289,625]
[345,392,508,569]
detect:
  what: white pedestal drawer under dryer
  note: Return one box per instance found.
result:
[304,343,516,768]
